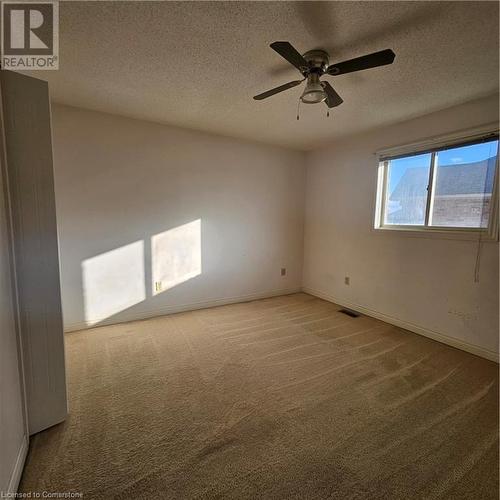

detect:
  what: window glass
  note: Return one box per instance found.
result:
[430,140,498,228]
[384,153,432,226]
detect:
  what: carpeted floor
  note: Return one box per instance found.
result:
[20,293,499,499]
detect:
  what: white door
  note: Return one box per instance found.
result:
[1,71,67,435]
[0,110,28,493]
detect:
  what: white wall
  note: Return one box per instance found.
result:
[303,94,499,360]
[51,104,305,331]
[0,153,27,492]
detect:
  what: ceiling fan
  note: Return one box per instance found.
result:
[253,41,395,110]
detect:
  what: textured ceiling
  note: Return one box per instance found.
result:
[26,1,499,150]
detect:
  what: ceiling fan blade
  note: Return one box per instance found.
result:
[321,81,343,108]
[328,49,395,76]
[253,80,303,100]
[270,41,309,73]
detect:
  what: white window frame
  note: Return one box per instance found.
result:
[374,125,499,241]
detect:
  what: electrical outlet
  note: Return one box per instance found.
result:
[344,276,350,285]
[155,281,162,292]
[281,268,286,276]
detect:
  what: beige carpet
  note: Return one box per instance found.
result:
[20,293,499,499]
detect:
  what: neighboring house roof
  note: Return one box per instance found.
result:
[390,156,497,201]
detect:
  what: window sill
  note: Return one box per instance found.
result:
[372,225,498,242]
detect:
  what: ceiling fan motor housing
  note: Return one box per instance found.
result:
[302,50,330,75]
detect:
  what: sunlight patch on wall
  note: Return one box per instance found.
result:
[152,219,201,295]
[82,240,145,325]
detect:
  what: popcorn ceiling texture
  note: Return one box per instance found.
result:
[20,294,499,499]
[25,1,499,150]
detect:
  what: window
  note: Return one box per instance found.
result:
[376,135,499,234]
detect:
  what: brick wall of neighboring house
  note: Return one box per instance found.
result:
[431,193,491,227]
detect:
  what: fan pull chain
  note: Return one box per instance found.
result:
[296,98,301,121]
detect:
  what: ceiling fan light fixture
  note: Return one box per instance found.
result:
[300,74,326,104]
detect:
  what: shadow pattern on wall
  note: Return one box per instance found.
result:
[80,219,202,328]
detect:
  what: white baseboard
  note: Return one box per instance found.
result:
[65,287,302,333]
[303,287,499,363]
[7,436,28,493]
